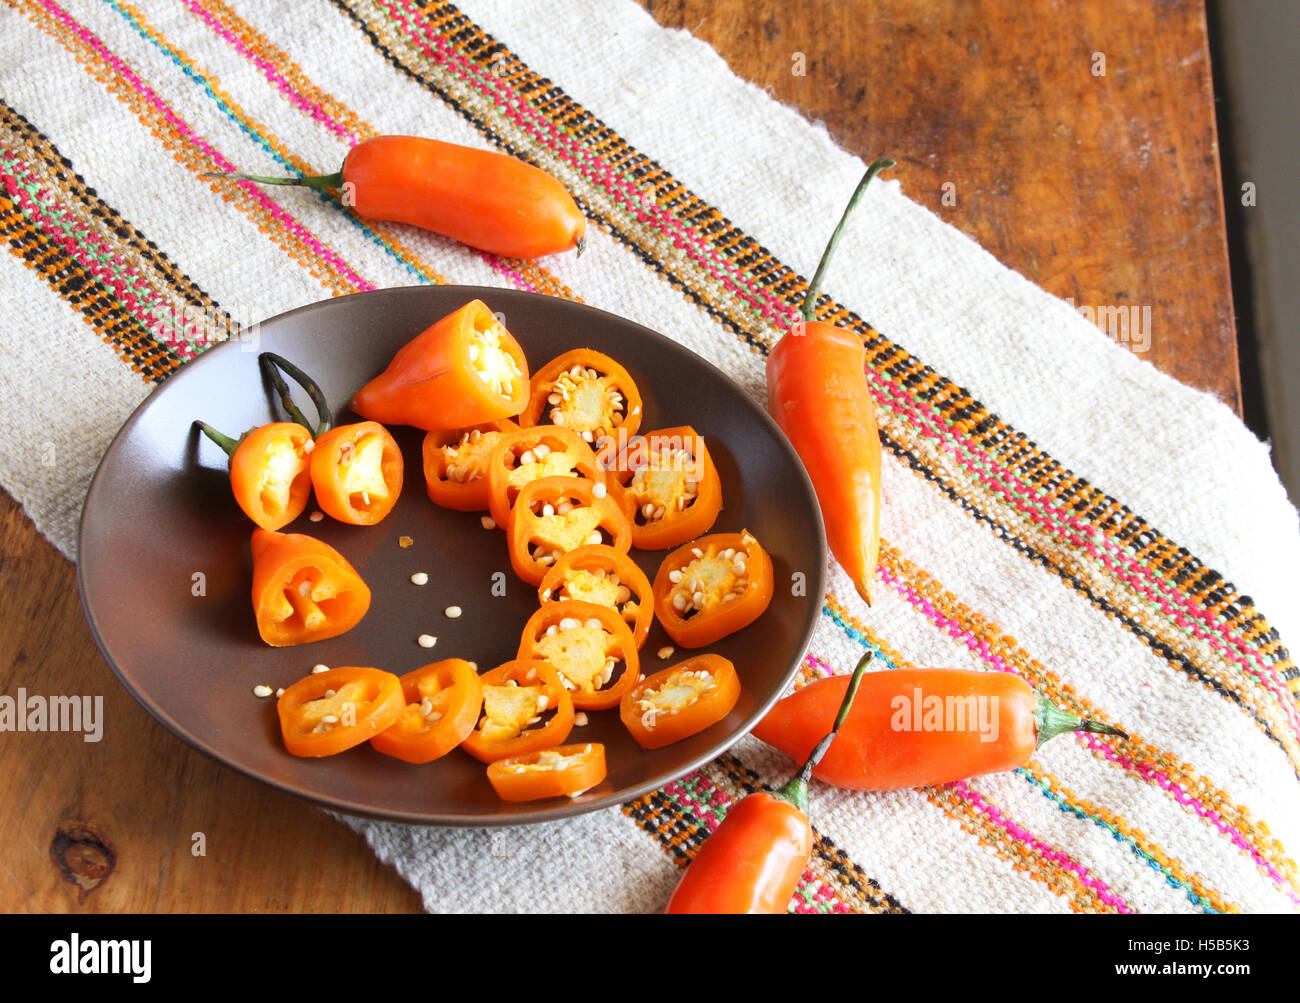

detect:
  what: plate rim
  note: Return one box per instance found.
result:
[76,285,828,826]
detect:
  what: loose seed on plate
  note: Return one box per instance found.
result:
[418,634,437,648]
[445,606,463,618]
[574,711,589,726]
[480,515,496,530]
[252,684,273,698]
[657,646,674,660]
[411,572,429,586]
[308,510,324,523]
[312,664,330,674]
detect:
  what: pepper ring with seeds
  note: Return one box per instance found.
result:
[652,530,775,648]
[486,425,606,529]
[507,476,632,586]
[422,418,519,512]
[537,544,654,649]
[519,348,643,448]
[517,600,641,711]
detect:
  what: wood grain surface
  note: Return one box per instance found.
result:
[0,0,1237,913]
[642,0,1241,411]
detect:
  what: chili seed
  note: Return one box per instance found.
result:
[418,634,437,648]
[252,684,273,698]
[445,606,463,618]
[411,572,429,585]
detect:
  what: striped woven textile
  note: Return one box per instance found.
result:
[2,0,1297,914]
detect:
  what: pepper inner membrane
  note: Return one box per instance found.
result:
[271,567,355,633]
[666,544,750,619]
[532,619,625,696]
[544,364,626,442]
[477,676,554,742]
[468,317,524,397]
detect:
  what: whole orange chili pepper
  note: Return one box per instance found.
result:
[752,666,1127,791]
[766,157,894,605]
[665,651,873,914]
[204,135,586,258]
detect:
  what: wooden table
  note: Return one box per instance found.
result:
[0,0,1237,912]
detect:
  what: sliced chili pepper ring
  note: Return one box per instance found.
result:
[611,426,723,550]
[507,477,631,586]
[422,418,519,512]
[310,421,404,525]
[517,600,640,711]
[652,530,774,648]
[486,742,607,802]
[519,349,643,446]
[459,659,574,763]
[370,659,484,764]
[537,544,653,648]
[485,425,605,529]
[277,666,404,758]
[620,654,741,749]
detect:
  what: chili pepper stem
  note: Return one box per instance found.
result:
[259,353,332,436]
[772,650,874,814]
[1034,694,1128,749]
[799,157,895,323]
[194,420,241,458]
[201,170,345,191]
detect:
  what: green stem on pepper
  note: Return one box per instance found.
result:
[194,420,242,458]
[771,649,874,815]
[201,170,345,191]
[258,352,332,437]
[799,156,895,324]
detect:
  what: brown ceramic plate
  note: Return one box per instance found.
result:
[77,286,825,825]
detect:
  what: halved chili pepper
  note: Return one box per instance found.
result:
[507,476,632,585]
[193,352,332,531]
[609,426,723,550]
[766,158,894,605]
[665,651,872,913]
[519,349,643,446]
[350,300,530,431]
[752,666,1128,791]
[250,528,371,646]
[195,421,314,531]
[517,600,640,711]
[277,666,404,758]
[460,659,575,763]
[370,658,484,764]
[422,419,519,512]
[309,421,404,526]
[620,654,740,749]
[204,135,586,259]
[486,742,607,802]
[652,531,774,648]
[537,544,653,649]
[486,425,605,530]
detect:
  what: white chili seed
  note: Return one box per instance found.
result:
[252,684,273,698]
[480,515,496,530]
[418,634,437,648]
[445,606,463,618]
[657,646,674,660]
[411,572,429,585]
